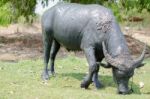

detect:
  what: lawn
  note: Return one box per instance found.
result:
[0,55,150,99]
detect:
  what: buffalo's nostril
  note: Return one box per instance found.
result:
[118,91,127,95]
[118,91,126,95]
[118,90,130,95]
[118,91,123,94]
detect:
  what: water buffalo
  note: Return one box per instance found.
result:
[41,2,146,94]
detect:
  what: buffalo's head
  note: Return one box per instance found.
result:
[102,42,146,94]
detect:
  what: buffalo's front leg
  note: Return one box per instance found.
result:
[81,48,99,89]
[92,57,104,89]
[92,67,103,89]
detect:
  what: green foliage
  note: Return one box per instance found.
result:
[0,0,36,25]
[0,2,14,26]
[10,0,36,21]
[120,0,150,12]
[66,0,105,4]
[67,0,150,22]
[68,0,150,12]
[104,2,123,22]
[17,15,27,24]
[0,0,150,25]
[118,0,150,23]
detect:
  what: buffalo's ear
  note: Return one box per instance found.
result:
[136,63,146,68]
[100,63,112,68]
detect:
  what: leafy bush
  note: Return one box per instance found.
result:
[120,0,150,12]
[0,0,150,25]
[0,2,14,26]
[0,0,36,25]
[67,0,150,22]
[11,0,36,21]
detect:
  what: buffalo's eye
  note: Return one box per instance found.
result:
[117,70,126,77]
[117,70,134,78]
[127,71,134,77]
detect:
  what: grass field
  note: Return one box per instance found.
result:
[0,55,150,99]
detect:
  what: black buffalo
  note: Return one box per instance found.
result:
[41,3,146,94]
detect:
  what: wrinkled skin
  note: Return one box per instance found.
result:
[41,2,146,94]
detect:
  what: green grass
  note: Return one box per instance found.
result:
[0,55,150,99]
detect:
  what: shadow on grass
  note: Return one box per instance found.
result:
[61,73,141,94]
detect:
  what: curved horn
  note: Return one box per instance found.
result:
[102,42,120,68]
[132,43,147,68]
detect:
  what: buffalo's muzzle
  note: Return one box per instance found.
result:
[118,88,133,95]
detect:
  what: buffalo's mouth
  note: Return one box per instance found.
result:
[118,88,133,95]
[117,82,133,95]
[112,68,132,95]
[118,90,129,95]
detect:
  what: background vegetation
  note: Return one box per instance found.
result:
[0,0,150,25]
[0,0,36,25]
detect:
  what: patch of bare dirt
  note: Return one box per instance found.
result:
[125,35,150,57]
[122,25,150,57]
[0,23,150,61]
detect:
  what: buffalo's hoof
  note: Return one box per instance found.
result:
[48,70,55,77]
[41,71,49,80]
[80,80,91,89]
[93,80,104,89]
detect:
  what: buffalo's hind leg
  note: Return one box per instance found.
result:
[49,40,60,76]
[41,29,53,80]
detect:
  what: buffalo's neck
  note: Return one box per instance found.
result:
[105,21,131,59]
